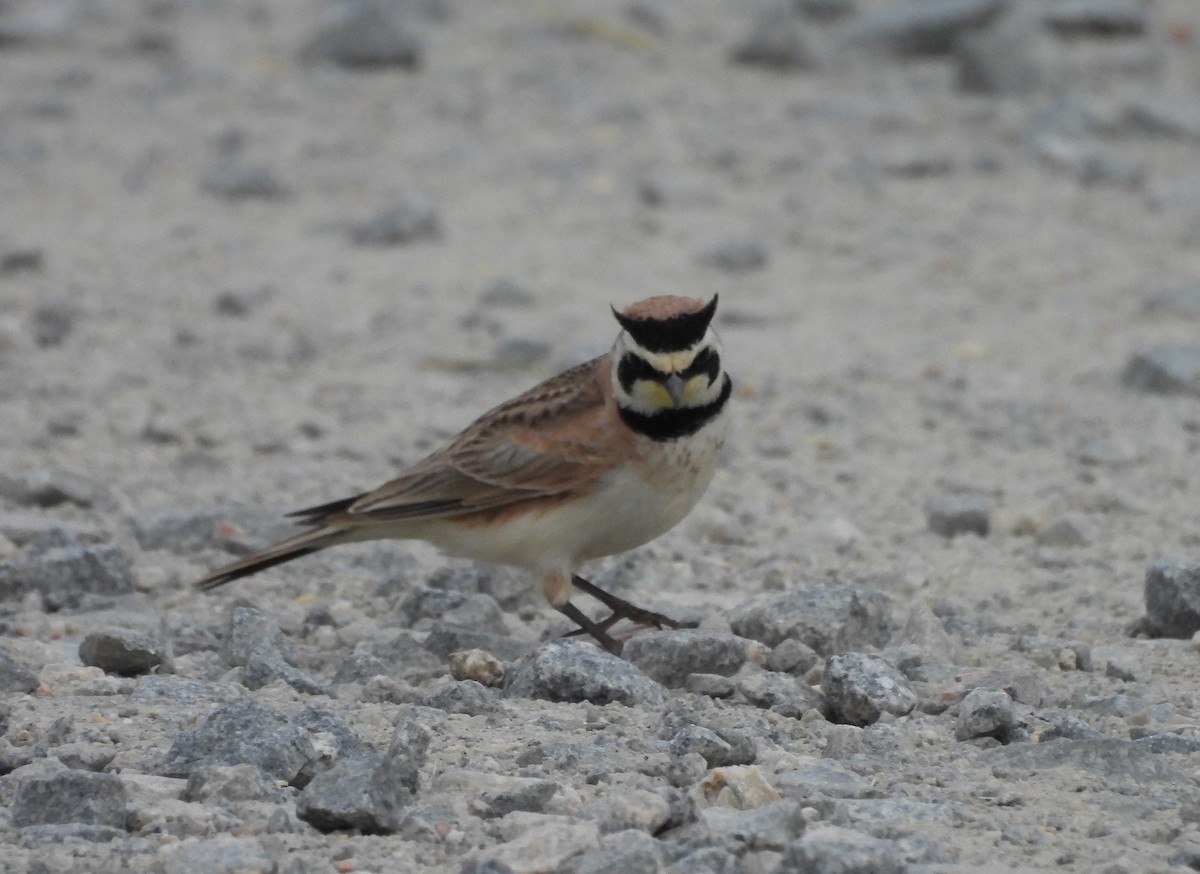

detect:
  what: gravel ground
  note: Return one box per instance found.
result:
[2,0,1200,872]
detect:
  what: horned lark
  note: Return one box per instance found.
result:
[194,295,732,653]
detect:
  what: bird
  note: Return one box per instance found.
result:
[193,294,732,654]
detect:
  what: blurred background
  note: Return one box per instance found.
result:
[0,0,1198,568]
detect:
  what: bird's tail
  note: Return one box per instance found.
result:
[191,525,358,591]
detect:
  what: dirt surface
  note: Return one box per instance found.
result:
[2,1,1200,872]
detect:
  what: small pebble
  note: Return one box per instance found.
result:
[78,628,165,676]
[448,648,506,686]
[1123,345,1200,397]
[350,197,440,246]
[300,0,422,68]
[1143,558,1200,638]
[925,492,992,538]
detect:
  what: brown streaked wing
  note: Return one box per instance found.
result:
[344,356,621,521]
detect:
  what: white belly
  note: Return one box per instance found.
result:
[414,421,726,573]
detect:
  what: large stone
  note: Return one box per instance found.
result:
[623,629,748,688]
[12,768,128,829]
[504,640,665,706]
[296,719,429,834]
[783,826,905,874]
[823,653,917,726]
[161,700,318,783]
[727,581,892,654]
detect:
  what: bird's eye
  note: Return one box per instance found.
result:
[617,353,662,393]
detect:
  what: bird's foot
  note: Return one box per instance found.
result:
[556,575,695,653]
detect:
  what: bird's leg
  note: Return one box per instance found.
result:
[569,574,684,631]
[556,601,623,655]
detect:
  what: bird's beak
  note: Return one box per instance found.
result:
[663,374,686,408]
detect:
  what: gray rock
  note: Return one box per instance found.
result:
[161,700,318,783]
[925,492,991,538]
[401,587,503,630]
[0,514,100,549]
[372,630,453,682]
[418,679,500,715]
[623,629,747,687]
[14,823,128,848]
[504,639,666,706]
[773,760,876,800]
[560,829,665,874]
[296,718,429,834]
[842,0,1006,57]
[221,606,328,695]
[472,780,560,818]
[201,162,285,200]
[956,686,1015,742]
[698,238,768,272]
[1038,713,1105,741]
[185,763,286,804]
[296,755,407,833]
[665,752,709,788]
[78,627,165,676]
[823,653,917,726]
[350,197,440,246]
[242,649,329,696]
[1042,0,1148,38]
[0,247,44,274]
[1123,345,1200,396]
[1031,135,1145,188]
[0,543,134,610]
[424,622,535,662]
[332,650,393,685]
[578,788,675,835]
[494,337,552,368]
[1125,94,1200,141]
[132,507,289,553]
[669,724,757,767]
[12,769,128,828]
[766,638,820,675]
[0,648,38,693]
[289,706,374,787]
[737,671,824,718]
[783,825,905,873]
[729,5,818,70]
[161,837,277,874]
[479,277,536,308]
[224,604,289,664]
[1034,517,1088,548]
[30,297,77,347]
[985,738,1187,784]
[799,0,856,20]
[699,798,806,852]
[665,847,739,873]
[1143,558,1200,638]
[727,580,892,654]
[213,286,273,317]
[0,468,98,509]
[1144,285,1200,317]
[130,675,245,705]
[685,673,736,698]
[301,0,422,69]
